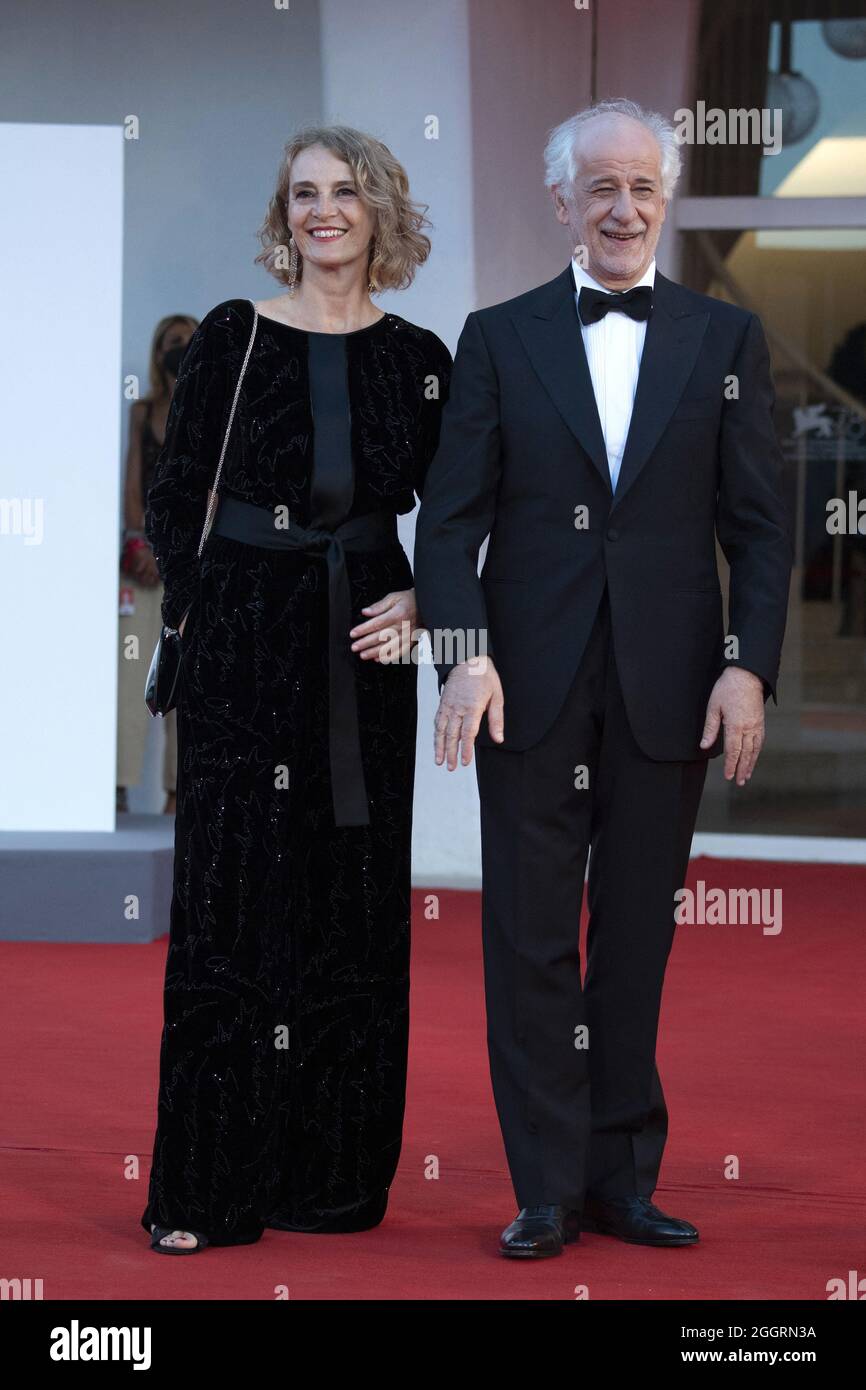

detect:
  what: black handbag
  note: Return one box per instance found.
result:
[145,303,259,716]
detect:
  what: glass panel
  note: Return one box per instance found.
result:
[689,1,866,199]
[680,228,866,837]
[761,20,866,196]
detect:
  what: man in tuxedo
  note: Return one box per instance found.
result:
[413,99,792,1257]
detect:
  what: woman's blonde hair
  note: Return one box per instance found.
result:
[255,125,431,293]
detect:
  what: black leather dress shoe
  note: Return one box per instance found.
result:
[582,1195,699,1246]
[500,1205,581,1258]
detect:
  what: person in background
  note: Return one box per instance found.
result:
[827,323,866,637]
[116,315,198,815]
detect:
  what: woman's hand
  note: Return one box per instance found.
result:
[132,545,161,588]
[349,588,420,664]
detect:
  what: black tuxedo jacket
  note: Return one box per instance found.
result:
[413,264,793,759]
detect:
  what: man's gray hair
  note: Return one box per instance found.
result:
[543,98,682,201]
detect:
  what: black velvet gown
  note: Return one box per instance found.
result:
[141,297,452,1245]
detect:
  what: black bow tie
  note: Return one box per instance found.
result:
[578,284,653,326]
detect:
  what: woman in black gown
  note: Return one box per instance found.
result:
[141,126,451,1251]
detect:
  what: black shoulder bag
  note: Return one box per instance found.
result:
[145,303,259,716]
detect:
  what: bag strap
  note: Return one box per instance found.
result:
[196,300,259,557]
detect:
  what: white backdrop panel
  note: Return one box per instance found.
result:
[0,123,123,830]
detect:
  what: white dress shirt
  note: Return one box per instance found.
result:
[571,257,656,493]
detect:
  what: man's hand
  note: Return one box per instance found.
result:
[434,656,504,769]
[700,667,765,785]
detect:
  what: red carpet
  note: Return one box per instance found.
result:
[1,856,863,1300]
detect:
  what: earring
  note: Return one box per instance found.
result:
[367,239,376,296]
[287,234,299,297]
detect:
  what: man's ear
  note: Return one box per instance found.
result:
[552,187,571,226]
[659,196,667,225]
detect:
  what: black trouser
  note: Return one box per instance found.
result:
[475,588,708,1210]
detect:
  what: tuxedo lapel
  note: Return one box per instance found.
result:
[610,271,710,512]
[510,266,611,495]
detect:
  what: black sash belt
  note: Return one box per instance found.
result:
[212,494,398,828]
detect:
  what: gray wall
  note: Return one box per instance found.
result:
[1,0,324,812]
[319,0,480,883]
[0,0,323,361]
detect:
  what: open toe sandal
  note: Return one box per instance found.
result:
[150,1224,209,1255]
